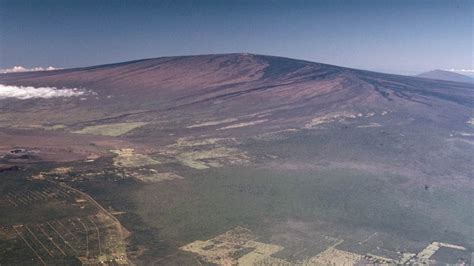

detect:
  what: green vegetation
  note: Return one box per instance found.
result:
[0,170,129,265]
[73,122,148,136]
[43,124,67,130]
[160,137,248,169]
[176,147,248,169]
[130,165,473,249]
[111,148,160,167]
[187,118,238,128]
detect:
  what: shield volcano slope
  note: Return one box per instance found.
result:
[0,53,472,139]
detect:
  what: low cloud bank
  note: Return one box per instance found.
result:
[445,69,474,74]
[0,66,60,74]
[0,84,88,99]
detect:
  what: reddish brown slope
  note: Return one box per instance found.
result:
[0,53,472,134]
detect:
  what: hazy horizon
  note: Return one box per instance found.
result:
[0,0,472,75]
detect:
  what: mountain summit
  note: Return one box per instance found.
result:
[417,69,473,83]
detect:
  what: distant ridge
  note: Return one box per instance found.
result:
[417,69,473,83]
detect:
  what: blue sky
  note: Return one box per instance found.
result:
[0,0,472,75]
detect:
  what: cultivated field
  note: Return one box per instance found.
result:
[0,170,129,265]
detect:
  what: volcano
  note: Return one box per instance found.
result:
[1,54,473,264]
[417,69,473,83]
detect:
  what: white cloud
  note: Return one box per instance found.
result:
[0,84,89,100]
[444,68,474,73]
[0,66,61,74]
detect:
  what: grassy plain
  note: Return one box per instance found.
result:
[74,122,148,136]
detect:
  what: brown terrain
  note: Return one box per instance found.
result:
[1,54,472,160]
[0,54,473,264]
